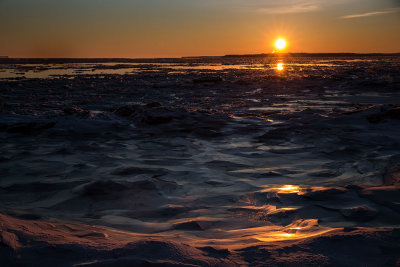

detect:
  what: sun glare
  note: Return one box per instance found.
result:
[275,38,287,50]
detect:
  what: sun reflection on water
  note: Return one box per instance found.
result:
[276,63,285,71]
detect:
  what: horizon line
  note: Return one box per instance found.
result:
[1,52,400,61]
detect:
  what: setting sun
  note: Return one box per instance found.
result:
[275,38,287,50]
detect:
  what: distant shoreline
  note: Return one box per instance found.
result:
[1,53,399,64]
[221,52,400,58]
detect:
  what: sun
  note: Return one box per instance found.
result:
[275,38,287,50]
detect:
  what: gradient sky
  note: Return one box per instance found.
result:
[1,0,399,58]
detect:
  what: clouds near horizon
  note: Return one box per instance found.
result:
[341,8,400,19]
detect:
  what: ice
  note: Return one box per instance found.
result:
[1,54,400,265]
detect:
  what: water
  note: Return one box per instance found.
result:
[0,56,392,79]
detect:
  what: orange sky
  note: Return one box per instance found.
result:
[0,0,399,58]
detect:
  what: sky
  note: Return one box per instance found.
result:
[0,0,399,58]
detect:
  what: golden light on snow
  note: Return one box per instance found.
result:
[277,185,300,193]
[258,185,302,194]
[252,219,335,242]
[275,38,287,50]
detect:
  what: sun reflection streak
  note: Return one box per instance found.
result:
[276,63,284,71]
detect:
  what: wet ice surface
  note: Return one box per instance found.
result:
[1,55,400,265]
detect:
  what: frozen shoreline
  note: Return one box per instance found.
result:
[1,55,400,265]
